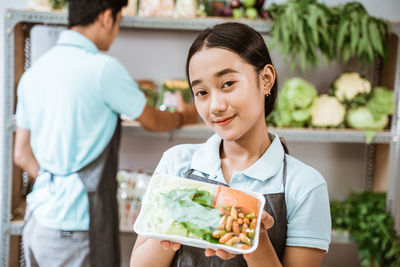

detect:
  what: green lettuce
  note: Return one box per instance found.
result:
[366,87,395,120]
[268,78,317,127]
[162,189,220,238]
[346,107,389,144]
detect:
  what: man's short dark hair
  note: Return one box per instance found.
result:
[67,0,128,28]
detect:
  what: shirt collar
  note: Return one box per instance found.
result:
[57,30,99,54]
[191,132,285,181]
[190,134,222,177]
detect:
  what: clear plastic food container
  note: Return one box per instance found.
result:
[134,173,265,254]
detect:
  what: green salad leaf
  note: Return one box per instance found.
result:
[162,189,220,238]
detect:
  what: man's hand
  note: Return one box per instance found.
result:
[14,127,39,178]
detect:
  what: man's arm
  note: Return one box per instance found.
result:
[14,127,39,178]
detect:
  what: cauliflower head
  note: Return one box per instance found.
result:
[311,94,346,127]
[332,72,371,102]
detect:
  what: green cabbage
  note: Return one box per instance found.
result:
[346,107,389,130]
[366,87,395,120]
[268,78,317,127]
[346,107,389,144]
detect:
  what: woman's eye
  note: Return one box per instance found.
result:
[222,81,235,88]
[195,90,207,97]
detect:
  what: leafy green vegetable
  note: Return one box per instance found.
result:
[267,1,390,72]
[346,107,389,143]
[203,233,220,244]
[162,189,220,238]
[268,0,335,73]
[344,86,394,144]
[166,221,188,237]
[267,78,317,127]
[366,87,395,120]
[332,2,390,64]
[330,192,400,267]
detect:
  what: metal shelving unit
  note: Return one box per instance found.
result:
[122,121,394,143]
[2,9,400,267]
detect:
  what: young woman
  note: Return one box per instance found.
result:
[130,22,331,267]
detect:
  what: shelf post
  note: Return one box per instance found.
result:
[383,29,400,234]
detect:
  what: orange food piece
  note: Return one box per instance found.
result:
[214,186,259,215]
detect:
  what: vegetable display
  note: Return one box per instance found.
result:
[331,72,371,108]
[267,77,317,127]
[267,73,395,143]
[334,2,390,64]
[267,0,390,72]
[268,0,335,72]
[311,95,346,128]
[134,174,263,253]
[345,86,394,143]
[330,192,400,267]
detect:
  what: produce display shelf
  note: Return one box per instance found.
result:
[5,9,271,33]
[122,120,393,144]
[10,220,351,244]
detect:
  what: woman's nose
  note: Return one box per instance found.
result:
[210,91,227,114]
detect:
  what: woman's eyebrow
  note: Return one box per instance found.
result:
[215,68,238,77]
[191,79,202,87]
[191,68,238,87]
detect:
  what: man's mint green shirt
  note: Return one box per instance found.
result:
[16,30,146,230]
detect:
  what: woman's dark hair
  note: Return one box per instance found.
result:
[67,0,128,28]
[186,22,288,154]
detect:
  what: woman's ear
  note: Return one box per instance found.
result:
[259,64,276,95]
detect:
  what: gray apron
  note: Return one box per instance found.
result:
[40,121,121,266]
[77,121,122,267]
[171,155,288,267]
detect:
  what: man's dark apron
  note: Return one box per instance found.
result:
[40,121,121,267]
[77,121,122,267]
[171,155,288,267]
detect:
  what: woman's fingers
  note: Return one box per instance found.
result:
[215,249,237,260]
[205,249,236,260]
[160,241,181,251]
[205,248,216,257]
[171,242,181,251]
[261,210,274,230]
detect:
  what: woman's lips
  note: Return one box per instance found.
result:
[215,116,235,126]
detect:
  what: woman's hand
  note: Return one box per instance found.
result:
[204,211,274,260]
[160,241,181,251]
[244,210,274,260]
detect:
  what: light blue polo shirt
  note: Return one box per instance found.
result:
[155,132,331,252]
[16,30,146,230]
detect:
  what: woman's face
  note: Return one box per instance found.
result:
[189,47,270,142]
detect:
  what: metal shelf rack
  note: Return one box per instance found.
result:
[2,9,400,267]
[121,121,394,143]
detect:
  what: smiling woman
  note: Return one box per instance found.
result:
[130,22,331,267]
